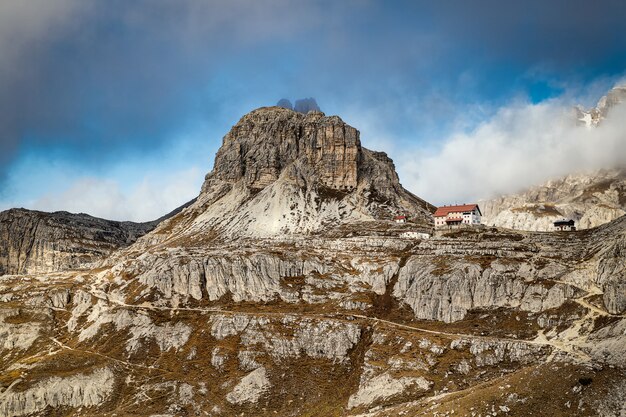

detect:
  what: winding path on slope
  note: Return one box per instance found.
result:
[85,287,590,361]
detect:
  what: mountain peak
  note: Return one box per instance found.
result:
[276,97,321,113]
[577,84,626,127]
[208,106,357,191]
[155,106,436,240]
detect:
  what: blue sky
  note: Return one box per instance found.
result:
[1,0,625,220]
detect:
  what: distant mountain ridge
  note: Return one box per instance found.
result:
[482,84,626,231]
[0,199,195,275]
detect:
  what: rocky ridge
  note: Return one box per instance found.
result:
[576,84,626,127]
[0,199,195,276]
[481,168,626,231]
[0,209,153,275]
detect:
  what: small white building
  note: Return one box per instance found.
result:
[434,204,482,228]
[394,215,407,224]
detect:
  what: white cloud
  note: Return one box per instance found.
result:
[398,97,626,205]
[32,167,203,222]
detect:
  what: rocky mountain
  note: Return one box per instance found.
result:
[482,84,626,231]
[138,107,434,245]
[276,97,322,113]
[0,106,625,417]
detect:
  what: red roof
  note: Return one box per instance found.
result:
[434,204,481,217]
[394,215,407,220]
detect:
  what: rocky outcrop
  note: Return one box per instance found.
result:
[576,84,626,126]
[348,373,431,409]
[0,368,115,417]
[394,257,583,323]
[209,107,360,190]
[210,314,361,363]
[294,98,321,114]
[276,98,293,110]
[595,224,626,314]
[0,208,154,275]
[481,169,626,231]
[78,304,192,353]
[225,367,271,405]
[0,309,41,351]
[276,98,321,113]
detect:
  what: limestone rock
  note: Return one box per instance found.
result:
[225,367,271,405]
[294,97,320,113]
[209,107,360,190]
[394,256,582,323]
[210,314,361,363]
[0,309,41,351]
[151,106,434,240]
[576,84,626,127]
[0,368,115,416]
[348,373,431,409]
[276,98,293,110]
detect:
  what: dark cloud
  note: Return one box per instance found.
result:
[424,0,626,71]
[0,0,331,175]
[0,0,625,191]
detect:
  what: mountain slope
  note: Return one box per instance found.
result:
[0,208,153,275]
[0,199,196,276]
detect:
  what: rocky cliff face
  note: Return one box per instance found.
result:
[210,107,360,190]
[0,106,624,417]
[0,208,154,275]
[481,168,626,231]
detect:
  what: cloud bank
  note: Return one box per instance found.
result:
[399,96,626,205]
[30,167,203,222]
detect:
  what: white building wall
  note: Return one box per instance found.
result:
[435,208,481,227]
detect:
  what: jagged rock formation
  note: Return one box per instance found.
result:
[276,97,321,113]
[0,208,154,275]
[276,98,293,110]
[0,106,624,417]
[576,84,626,127]
[481,168,626,231]
[0,368,115,417]
[294,97,321,113]
[0,199,196,276]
